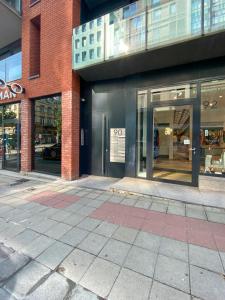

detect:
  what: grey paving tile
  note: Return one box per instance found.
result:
[80,257,120,298]
[134,231,161,253]
[94,221,118,237]
[121,198,137,206]
[167,204,185,216]
[22,235,55,259]
[190,265,225,300]
[96,193,112,201]
[99,239,131,265]
[87,200,104,208]
[206,212,225,224]
[205,207,225,214]
[150,201,168,213]
[0,288,17,300]
[150,281,191,300]
[4,261,50,299]
[220,252,225,270]
[50,210,72,222]
[62,213,85,226]
[186,205,207,220]
[70,285,102,300]
[77,206,97,217]
[36,241,73,270]
[25,272,71,300]
[77,217,102,231]
[155,254,190,293]
[45,222,72,239]
[59,248,95,283]
[159,237,188,262]
[0,252,30,282]
[0,244,14,264]
[60,227,89,247]
[108,196,124,204]
[0,223,25,241]
[29,218,58,234]
[109,268,152,300]
[189,244,224,273]
[78,232,108,255]
[65,203,84,213]
[86,193,100,200]
[124,245,157,278]
[112,226,138,244]
[135,199,151,209]
[7,229,40,251]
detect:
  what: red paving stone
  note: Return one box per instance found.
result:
[27,191,80,209]
[90,202,225,252]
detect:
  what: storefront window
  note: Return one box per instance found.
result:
[137,91,147,178]
[33,95,61,175]
[0,103,20,171]
[200,80,225,176]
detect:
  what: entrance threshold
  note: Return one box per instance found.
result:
[110,177,225,208]
[74,176,225,208]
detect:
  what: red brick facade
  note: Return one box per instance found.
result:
[0,0,81,180]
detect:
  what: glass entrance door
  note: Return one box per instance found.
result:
[152,104,196,184]
[0,103,20,172]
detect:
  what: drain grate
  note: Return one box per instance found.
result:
[10,179,30,187]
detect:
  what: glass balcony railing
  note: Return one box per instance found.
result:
[73,0,225,70]
[2,0,21,14]
[0,52,22,82]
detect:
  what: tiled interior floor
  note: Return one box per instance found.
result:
[0,182,225,300]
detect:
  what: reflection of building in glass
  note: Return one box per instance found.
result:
[34,96,61,146]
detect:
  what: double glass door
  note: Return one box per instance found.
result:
[0,103,21,172]
[137,85,200,186]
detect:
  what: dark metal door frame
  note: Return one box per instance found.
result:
[146,84,201,187]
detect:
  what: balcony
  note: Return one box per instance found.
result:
[0,52,22,82]
[73,0,225,81]
[0,0,21,49]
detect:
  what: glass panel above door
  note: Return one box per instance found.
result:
[151,84,197,102]
[153,104,193,183]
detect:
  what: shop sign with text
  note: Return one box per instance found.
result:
[0,79,24,100]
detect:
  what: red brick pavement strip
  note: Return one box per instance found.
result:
[91,202,225,252]
[26,191,80,209]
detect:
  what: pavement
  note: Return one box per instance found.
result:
[0,173,225,299]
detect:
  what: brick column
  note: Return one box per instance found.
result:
[21,99,32,173]
[61,89,80,180]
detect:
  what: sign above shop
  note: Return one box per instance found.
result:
[0,79,24,101]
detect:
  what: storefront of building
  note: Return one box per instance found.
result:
[1,0,225,189]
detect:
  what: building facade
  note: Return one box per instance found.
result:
[1,0,225,189]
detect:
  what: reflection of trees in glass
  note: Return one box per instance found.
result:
[0,110,17,120]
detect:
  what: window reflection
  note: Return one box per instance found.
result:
[200,80,225,176]
[34,95,61,175]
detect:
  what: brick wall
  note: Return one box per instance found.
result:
[19,0,81,180]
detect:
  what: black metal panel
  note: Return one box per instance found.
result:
[82,0,134,22]
[125,88,136,177]
[77,32,225,82]
[91,88,126,178]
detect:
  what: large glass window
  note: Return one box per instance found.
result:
[33,95,61,176]
[200,79,225,176]
[137,91,147,178]
[0,52,22,82]
[0,103,21,172]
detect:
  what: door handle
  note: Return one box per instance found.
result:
[189,148,196,154]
